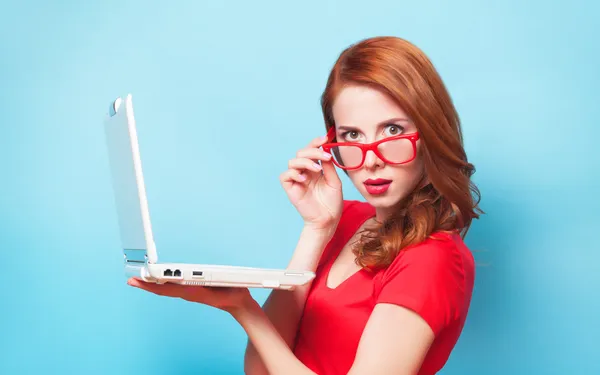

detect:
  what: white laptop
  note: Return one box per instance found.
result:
[103,93,315,289]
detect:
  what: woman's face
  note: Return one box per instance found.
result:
[331,84,425,220]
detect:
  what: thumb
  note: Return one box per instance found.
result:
[321,159,341,189]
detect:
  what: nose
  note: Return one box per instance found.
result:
[363,149,384,169]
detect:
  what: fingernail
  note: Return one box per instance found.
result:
[323,152,332,160]
[314,163,322,170]
[321,135,328,141]
[299,174,307,181]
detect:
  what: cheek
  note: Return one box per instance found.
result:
[392,155,426,188]
[346,171,362,187]
[347,160,424,189]
[391,162,424,188]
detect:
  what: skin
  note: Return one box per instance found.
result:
[331,84,425,222]
[129,84,435,375]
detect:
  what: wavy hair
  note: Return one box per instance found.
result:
[321,36,483,270]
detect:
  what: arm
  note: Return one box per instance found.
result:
[127,224,333,375]
[347,240,470,374]
[347,304,434,375]
[243,225,334,375]
[243,133,343,374]
[235,294,434,375]
[236,297,318,375]
[239,239,469,375]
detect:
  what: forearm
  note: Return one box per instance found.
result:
[263,225,334,336]
[244,225,334,374]
[275,224,335,322]
[235,298,318,375]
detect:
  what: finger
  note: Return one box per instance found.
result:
[280,169,308,189]
[128,277,162,292]
[296,148,333,163]
[128,277,147,288]
[320,158,341,188]
[305,135,329,149]
[288,157,323,173]
[179,286,211,302]
[128,278,184,297]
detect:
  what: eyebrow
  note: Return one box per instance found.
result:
[336,117,411,132]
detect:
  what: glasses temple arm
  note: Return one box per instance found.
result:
[325,126,336,143]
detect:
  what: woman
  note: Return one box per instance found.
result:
[129,36,482,375]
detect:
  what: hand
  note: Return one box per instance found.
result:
[280,135,343,231]
[127,278,255,314]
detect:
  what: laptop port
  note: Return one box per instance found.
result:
[173,269,182,277]
[164,269,173,277]
[192,271,203,278]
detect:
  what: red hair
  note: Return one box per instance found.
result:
[321,36,483,269]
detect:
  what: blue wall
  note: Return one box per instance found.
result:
[1,1,598,374]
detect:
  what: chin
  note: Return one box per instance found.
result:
[360,188,404,209]
[364,195,400,209]
[350,174,417,214]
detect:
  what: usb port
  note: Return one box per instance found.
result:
[192,271,203,277]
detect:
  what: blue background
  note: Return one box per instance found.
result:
[1,1,598,374]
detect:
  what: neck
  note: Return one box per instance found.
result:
[374,207,394,223]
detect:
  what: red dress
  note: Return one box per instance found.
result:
[293,200,475,375]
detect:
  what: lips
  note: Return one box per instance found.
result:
[363,178,392,195]
[364,178,392,185]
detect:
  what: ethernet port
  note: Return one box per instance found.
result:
[164,269,173,277]
[173,269,182,277]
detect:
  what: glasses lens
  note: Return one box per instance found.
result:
[378,138,414,163]
[330,145,363,169]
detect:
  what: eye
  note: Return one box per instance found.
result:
[384,124,404,136]
[342,130,361,141]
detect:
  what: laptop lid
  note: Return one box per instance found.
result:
[103,94,158,266]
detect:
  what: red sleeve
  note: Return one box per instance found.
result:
[375,238,467,336]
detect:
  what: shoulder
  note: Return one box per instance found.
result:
[385,232,474,282]
[376,231,475,335]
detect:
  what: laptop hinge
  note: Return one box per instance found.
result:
[123,249,148,265]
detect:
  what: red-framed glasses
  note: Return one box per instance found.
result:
[322,126,420,170]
